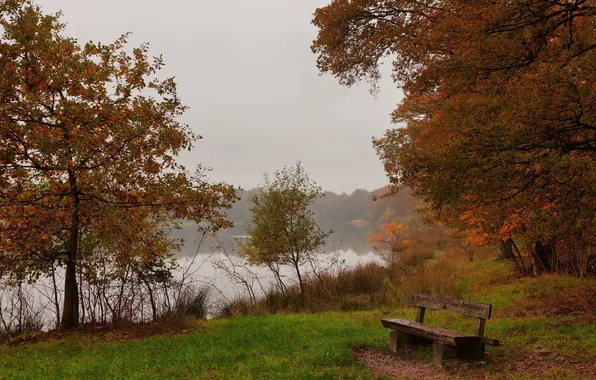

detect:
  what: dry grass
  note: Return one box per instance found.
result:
[379,226,488,306]
[219,262,390,316]
[389,247,460,305]
[217,225,501,317]
[219,226,484,316]
[172,285,211,319]
[504,276,596,320]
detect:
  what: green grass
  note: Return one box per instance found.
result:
[1,254,595,379]
[0,312,393,379]
[419,257,596,362]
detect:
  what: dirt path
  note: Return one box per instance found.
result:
[355,347,596,379]
[354,348,446,379]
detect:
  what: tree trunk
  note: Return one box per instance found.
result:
[510,239,528,275]
[61,171,80,329]
[499,239,515,260]
[17,281,23,333]
[51,263,61,329]
[61,244,79,328]
[142,277,157,321]
[534,240,556,273]
[163,284,171,313]
[78,266,85,324]
[293,261,305,295]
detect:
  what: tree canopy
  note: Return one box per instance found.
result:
[312,0,596,272]
[0,1,236,327]
[240,163,329,294]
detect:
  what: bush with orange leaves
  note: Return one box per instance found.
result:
[367,222,411,268]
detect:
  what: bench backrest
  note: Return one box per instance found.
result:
[411,294,492,319]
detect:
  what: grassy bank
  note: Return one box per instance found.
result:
[0,312,390,379]
[1,253,595,379]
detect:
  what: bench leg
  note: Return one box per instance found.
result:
[432,342,457,368]
[389,331,433,352]
[389,330,406,352]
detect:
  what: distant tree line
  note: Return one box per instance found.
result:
[226,186,420,229]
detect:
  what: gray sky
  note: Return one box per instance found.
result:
[42,0,404,194]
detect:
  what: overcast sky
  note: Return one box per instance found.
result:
[42,0,404,194]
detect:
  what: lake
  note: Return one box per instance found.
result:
[170,222,383,303]
[171,221,379,257]
[0,222,383,331]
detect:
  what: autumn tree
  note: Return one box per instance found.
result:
[312,0,596,274]
[240,163,329,295]
[0,1,236,328]
[367,221,409,267]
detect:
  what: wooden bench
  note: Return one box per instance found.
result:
[381,294,499,367]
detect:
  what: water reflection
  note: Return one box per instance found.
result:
[170,222,377,257]
[169,222,382,302]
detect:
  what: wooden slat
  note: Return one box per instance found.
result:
[410,294,492,319]
[381,318,481,349]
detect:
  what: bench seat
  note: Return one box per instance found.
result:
[381,294,497,367]
[381,318,481,348]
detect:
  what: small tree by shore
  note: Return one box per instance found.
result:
[367,221,410,269]
[240,163,329,295]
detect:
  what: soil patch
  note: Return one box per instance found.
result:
[6,316,202,346]
[354,348,445,379]
[512,350,596,379]
[355,347,596,379]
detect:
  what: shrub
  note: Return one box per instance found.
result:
[174,286,210,319]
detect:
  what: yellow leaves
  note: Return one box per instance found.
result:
[369,222,409,242]
[238,239,266,265]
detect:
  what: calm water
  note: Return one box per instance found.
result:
[170,222,383,302]
[172,221,378,257]
[1,223,382,330]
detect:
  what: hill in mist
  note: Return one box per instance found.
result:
[226,186,421,229]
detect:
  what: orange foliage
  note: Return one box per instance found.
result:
[0,2,236,327]
[367,221,410,256]
[313,0,596,249]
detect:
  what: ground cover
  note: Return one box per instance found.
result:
[1,255,595,379]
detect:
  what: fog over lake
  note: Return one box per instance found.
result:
[169,222,383,302]
[171,221,378,257]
